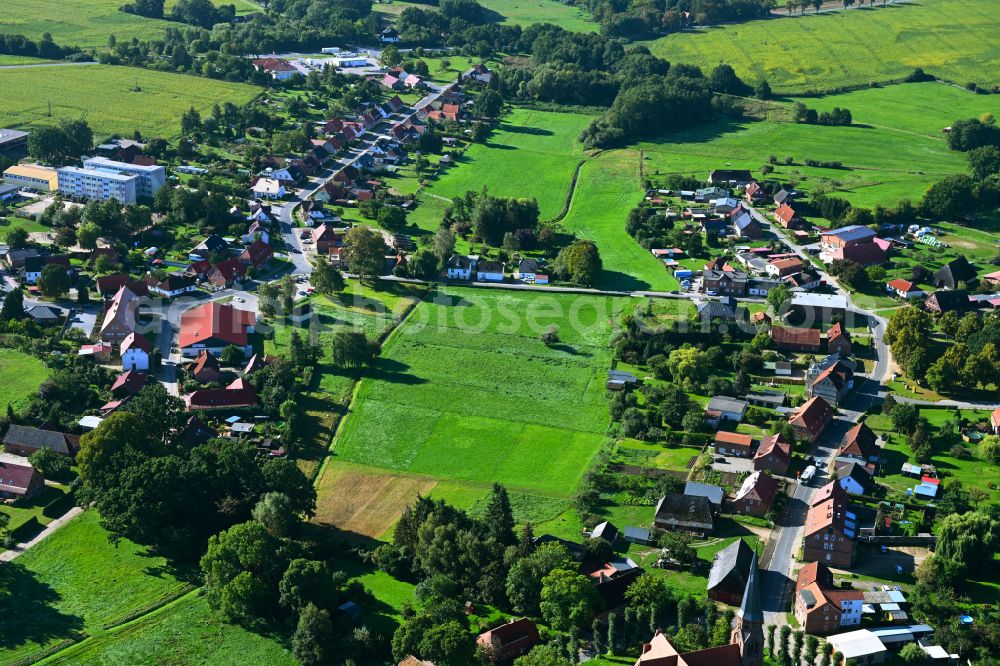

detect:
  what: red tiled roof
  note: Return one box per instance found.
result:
[240,240,272,267]
[210,258,246,283]
[0,461,40,495]
[789,396,834,436]
[771,326,821,348]
[192,350,220,376]
[755,433,790,461]
[775,203,797,224]
[183,386,258,410]
[886,278,916,292]
[715,431,753,447]
[179,302,256,350]
[112,370,147,395]
[253,57,296,72]
[120,331,151,354]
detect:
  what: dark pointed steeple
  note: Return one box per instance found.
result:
[738,551,763,623]
[732,550,764,666]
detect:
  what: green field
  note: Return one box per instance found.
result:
[38,592,296,666]
[642,83,990,209]
[0,511,192,665]
[0,64,260,139]
[561,150,674,291]
[0,55,55,65]
[0,0,261,47]
[420,107,596,222]
[317,288,627,538]
[375,0,598,32]
[650,0,1000,94]
[0,348,49,414]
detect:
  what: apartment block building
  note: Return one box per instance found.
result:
[57,166,137,203]
[82,156,165,198]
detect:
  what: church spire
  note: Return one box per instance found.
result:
[738,551,763,623]
[732,550,765,666]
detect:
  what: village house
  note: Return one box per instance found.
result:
[744,181,766,203]
[654,493,714,536]
[239,239,273,270]
[475,618,540,663]
[189,234,229,261]
[803,482,856,567]
[708,169,753,187]
[731,209,762,240]
[0,460,44,499]
[207,258,246,290]
[120,332,151,371]
[149,273,196,298]
[774,203,803,229]
[754,433,791,476]
[684,482,725,513]
[766,257,806,278]
[702,269,749,297]
[819,226,886,266]
[99,285,140,344]
[705,396,748,427]
[836,461,875,495]
[475,260,505,282]
[838,422,879,463]
[771,326,821,352]
[732,471,778,518]
[178,301,257,358]
[933,255,977,290]
[183,377,259,411]
[447,255,473,280]
[251,177,285,200]
[191,350,222,383]
[885,278,924,300]
[514,258,547,283]
[788,396,834,443]
[805,355,855,407]
[3,424,77,457]
[715,431,754,458]
[96,274,148,298]
[111,370,147,397]
[789,293,848,325]
[826,323,852,356]
[251,57,298,80]
[78,341,113,364]
[795,561,864,634]
[925,289,970,314]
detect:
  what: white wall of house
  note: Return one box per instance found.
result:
[122,349,150,371]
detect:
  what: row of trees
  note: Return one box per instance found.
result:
[792,102,852,126]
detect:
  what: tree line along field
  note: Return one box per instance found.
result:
[0,64,260,139]
[0,0,261,48]
[642,82,998,210]
[649,0,1000,94]
[314,288,630,539]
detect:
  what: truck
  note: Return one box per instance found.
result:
[800,465,817,484]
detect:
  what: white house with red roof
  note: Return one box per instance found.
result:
[179,302,257,358]
[251,57,298,81]
[120,332,151,371]
[885,278,924,299]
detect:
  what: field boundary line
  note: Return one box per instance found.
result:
[544,159,587,225]
[36,588,204,666]
[312,293,424,486]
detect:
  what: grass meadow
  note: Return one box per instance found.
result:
[375,0,598,32]
[0,348,49,414]
[642,83,996,209]
[0,511,193,665]
[0,65,260,139]
[421,107,596,221]
[38,592,296,666]
[315,288,627,539]
[649,0,1000,94]
[0,0,261,47]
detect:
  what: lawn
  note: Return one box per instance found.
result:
[0,511,193,665]
[375,0,598,32]
[561,150,675,291]
[0,0,261,47]
[0,55,55,65]
[641,84,984,209]
[420,107,596,222]
[866,408,1000,502]
[649,0,1000,94]
[316,288,627,539]
[38,591,296,666]
[0,347,49,414]
[0,65,260,138]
